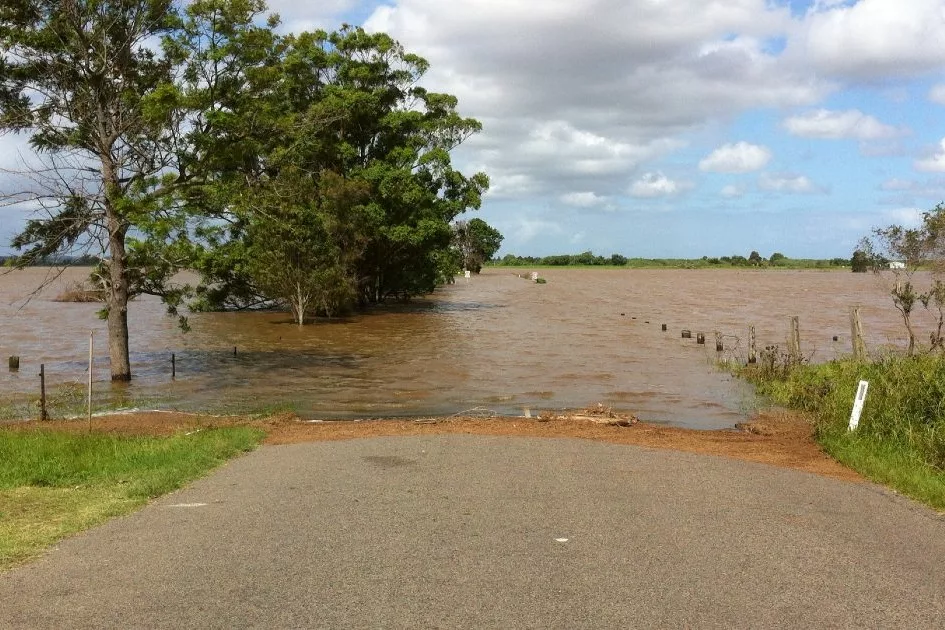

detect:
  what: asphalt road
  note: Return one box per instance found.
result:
[2,435,944,629]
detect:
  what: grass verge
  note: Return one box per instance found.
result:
[0,425,264,571]
[736,353,945,511]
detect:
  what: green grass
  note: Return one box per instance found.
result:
[737,354,945,511]
[0,426,264,570]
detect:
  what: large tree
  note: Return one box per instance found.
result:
[0,0,277,379]
[190,26,489,311]
[0,0,185,380]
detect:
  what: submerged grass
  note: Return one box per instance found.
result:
[737,354,945,511]
[0,426,263,570]
[0,383,173,423]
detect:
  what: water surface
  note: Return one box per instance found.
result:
[0,267,920,428]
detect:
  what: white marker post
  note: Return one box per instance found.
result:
[848,380,869,431]
[88,331,93,432]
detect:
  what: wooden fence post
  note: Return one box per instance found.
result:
[788,316,801,363]
[850,306,867,361]
[748,326,757,364]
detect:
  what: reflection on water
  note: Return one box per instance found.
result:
[0,267,921,428]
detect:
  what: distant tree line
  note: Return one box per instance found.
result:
[491,251,849,268]
[1,254,101,267]
[493,252,630,266]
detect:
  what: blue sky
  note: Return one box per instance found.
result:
[4,0,945,259]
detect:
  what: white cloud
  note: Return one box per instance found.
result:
[484,172,538,199]
[798,0,945,79]
[699,142,772,173]
[782,109,900,140]
[509,216,565,243]
[520,121,666,176]
[880,178,917,192]
[929,84,945,105]
[365,0,824,202]
[560,192,608,208]
[883,208,924,228]
[915,138,945,172]
[720,185,744,198]
[759,173,824,194]
[630,172,684,198]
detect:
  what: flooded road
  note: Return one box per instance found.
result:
[0,267,921,428]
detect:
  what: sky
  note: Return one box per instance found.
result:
[4,0,945,259]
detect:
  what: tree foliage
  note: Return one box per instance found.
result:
[453,217,503,273]
[188,23,488,311]
[1,0,488,377]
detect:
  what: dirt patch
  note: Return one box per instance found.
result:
[2,407,858,482]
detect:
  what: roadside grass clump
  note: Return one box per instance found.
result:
[0,426,263,570]
[738,353,945,510]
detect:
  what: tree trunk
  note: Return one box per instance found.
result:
[904,313,916,357]
[102,152,132,381]
[294,282,308,327]
[107,223,132,381]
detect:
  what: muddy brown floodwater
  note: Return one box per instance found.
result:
[0,267,924,429]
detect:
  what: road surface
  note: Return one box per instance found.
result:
[2,435,943,628]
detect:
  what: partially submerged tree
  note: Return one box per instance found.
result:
[866,203,945,355]
[190,26,489,309]
[0,0,282,378]
[0,0,194,380]
[453,217,503,273]
[243,170,369,325]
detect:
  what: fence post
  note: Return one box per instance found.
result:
[748,326,757,364]
[88,332,93,431]
[788,316,801,363]
[850,306,867,361]
[39,363,48,422]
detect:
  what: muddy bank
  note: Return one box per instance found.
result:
[5,408,859,482]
